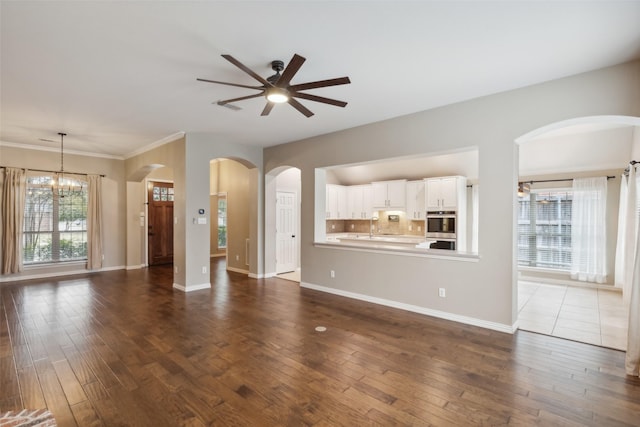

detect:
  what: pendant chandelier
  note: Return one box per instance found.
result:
[52,132,83,197]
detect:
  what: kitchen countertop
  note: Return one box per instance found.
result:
[333,233,426,244]
[320,233,479,261]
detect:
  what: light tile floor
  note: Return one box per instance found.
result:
[518,281,628,351]
[276,270,301,283]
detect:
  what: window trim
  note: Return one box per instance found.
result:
[23,174,89,265]
[217,193,227,249]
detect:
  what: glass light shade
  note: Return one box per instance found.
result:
[517,182,530,197]
[266,88,289,103]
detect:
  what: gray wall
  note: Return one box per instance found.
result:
[263,60,640,330]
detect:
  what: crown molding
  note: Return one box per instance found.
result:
[124,131,185,160]
[0,140,124,160]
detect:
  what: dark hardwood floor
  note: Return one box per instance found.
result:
[1,258,640,426]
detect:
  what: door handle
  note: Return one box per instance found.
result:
[292,235,296,238]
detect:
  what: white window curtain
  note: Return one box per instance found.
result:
[615,174,628,289]
[1,167,27,274]
[627,237,640,376]
[623,166,639,306]
[86,174,103,270]
[570,176,607,283]
[624,164,640,377]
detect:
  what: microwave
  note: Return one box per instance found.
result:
[426,211,456,239]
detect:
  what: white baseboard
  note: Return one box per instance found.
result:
[125,264,145,270]
[227,266,249,275]
[0,265,125,283]
[300,282,516,334]
[99,265,126,272]
[249,272,272,279]
[172,282,211,292]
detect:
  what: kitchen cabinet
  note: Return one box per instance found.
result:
[426,177,464,211]
[326,184,347,219]
[372,180,406,209]
[406,180,426,219]
[347,185,373,219]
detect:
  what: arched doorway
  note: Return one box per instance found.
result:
[209,158,255,275]
[515,115,640,349]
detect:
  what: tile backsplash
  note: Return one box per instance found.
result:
[327,211,426,236]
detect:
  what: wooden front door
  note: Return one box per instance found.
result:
[148,181,174,266]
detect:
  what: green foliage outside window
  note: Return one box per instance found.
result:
[23,175,88,264]
[218,197,227,248]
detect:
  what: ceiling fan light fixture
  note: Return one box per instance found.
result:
[266,88,289,103]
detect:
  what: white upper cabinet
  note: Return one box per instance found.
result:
[372,180,406,209]
[347,185,373,219]
[425,177,466,211]
[326,184,348,219]
[406,180,426,219]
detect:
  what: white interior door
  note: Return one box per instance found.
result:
[276,191,297,274]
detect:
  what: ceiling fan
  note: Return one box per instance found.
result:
[197,54,350,117]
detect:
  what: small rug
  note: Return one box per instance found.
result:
[0,409,57,427]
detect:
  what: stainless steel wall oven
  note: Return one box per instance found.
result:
[426,211,456,239]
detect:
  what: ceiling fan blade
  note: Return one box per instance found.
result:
[222,54,272,86]
[217,93,264,105]
[276,54,306,87]
[292,92,347,107]
[261,102,275,116]
[197,78,263,90]
[288,76,351,92]
[287,97,314,118]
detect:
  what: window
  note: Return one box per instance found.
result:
[518,189,572,270]
[23,175,88,264]
[217,195,227,248]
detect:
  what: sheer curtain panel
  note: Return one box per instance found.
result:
[1,168,27,274]
[87,174,103,270]
[570,177,607,283]
[626,213,640,376]
[615,174,628,288]
[624,167,639,306]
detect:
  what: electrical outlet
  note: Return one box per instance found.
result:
[174,266,178,273]
[330,270,335,278]
[409,225,413,231]
[438,288,446,298]
[331,224,335,230]
[351,224,355,229]
[236,255,240,261]
[418,225,421,231]
[202,266,207,274]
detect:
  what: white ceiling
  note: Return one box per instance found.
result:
[2,1,640,158]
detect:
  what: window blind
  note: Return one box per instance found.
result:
[518,189,572,270]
